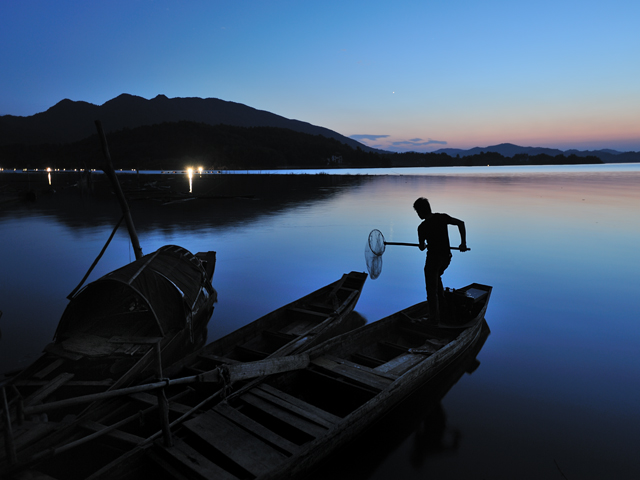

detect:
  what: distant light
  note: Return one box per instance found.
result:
[187,167,194,193]
[198,166,203,174]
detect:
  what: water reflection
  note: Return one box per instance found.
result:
[1,166,639,479]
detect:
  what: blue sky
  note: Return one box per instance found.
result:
[1,0,639,152]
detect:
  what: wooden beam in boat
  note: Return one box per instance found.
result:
[81,421,145,446]
[212,402,300,456]
[25,372,74,406]
[183,410,287,478]
[33,358,65,380]
[374,353,425,375]
[239,392,328,438]
[160,437,238,480]
[127,392,192,415]
[310,356,394,391]
[252,384,341,428]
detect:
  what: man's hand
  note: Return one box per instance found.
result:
[459,243,469,252]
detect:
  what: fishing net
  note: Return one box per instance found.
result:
[368,229,386,256]
[364,240,383,280]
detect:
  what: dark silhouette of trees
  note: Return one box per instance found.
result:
[0,121,603,170]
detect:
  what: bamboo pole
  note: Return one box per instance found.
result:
[153,342,173,447]
[94,120,143,261]
[2,386,17,465]
[22,354,310,416]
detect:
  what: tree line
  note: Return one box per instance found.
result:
[0,121,602,170]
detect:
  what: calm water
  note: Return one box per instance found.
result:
[1,165,639,479]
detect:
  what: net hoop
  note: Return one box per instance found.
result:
[368,229,386,256]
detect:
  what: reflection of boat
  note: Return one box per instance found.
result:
[1,271,366,479]
[149,283,490,480]
[0,245,216,473]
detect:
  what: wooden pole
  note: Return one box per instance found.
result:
[94,120,143,261]
[22,355,310,416]
[2,386,17,465]
[154,342,173,447]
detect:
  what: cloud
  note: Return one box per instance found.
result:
[391,138,448,147]
[349,134,390,141]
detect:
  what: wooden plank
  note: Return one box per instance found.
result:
[14,379,113,388]
[254,384,341,427]
[262,330,298,342]
[184,410,287,477]
[311,356,393,391]
[109,336,163,344]
[128,392,192,415]
[59,334,118,356]
[145,448,195,480]
[240,392,328,438]
[378,340,408,354]
[160,437,239,480]
[375,353,425,375]
[213,402,300,455]
[288,307,330,318]
[198,353,241,365]
[33,358,65,379]
[25,372,75,406]
[226,355,310,383]
[81,420,145,445]
[320,355,398,380]
[279,319,315,336]
[43,342,84,361]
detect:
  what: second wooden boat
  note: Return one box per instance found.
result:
[2,271,367,479]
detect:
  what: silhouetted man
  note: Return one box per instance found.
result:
[414,197,468,322]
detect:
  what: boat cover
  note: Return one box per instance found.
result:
[55,245,212,341]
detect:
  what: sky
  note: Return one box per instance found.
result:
[1,0,639,153]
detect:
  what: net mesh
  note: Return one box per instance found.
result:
[368,229,386,256]
[364,241,383,280]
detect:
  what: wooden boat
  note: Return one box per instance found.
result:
[146,283,491,480]
[0,245,217,473]
[0,270,367,479]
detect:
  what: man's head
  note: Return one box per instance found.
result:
[413,197,432,219]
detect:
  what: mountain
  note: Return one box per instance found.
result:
[434,143,640,163]
[0,94,374,152]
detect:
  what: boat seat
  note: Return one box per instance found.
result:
[310,355,395,391]
[238,390,330,438]
[374,353,427,376]
[183,409,288,478]
[213,400,300,455]
[349,352,385,368]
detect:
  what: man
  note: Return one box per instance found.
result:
[413,197,469,323]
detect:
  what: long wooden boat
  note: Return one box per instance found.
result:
[1,271,367,479]
[0,245,217,473]
[147,283,491,480]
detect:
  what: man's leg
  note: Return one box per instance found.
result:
[425,256,441,322]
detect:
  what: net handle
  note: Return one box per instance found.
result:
[369,229,466,254]
[386,241,464,251]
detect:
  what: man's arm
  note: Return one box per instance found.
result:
[417,223,427,251]
[449,217,468,252]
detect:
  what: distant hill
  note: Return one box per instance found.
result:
[434,143,640,163]
[0,93,375,152]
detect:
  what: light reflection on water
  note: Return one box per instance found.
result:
[1,165,639,479]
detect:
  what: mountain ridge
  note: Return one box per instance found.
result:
[1,95,638,163]
[0,93,375,152]
[434,142,640,163]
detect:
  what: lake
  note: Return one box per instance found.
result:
[1,164,639,479]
